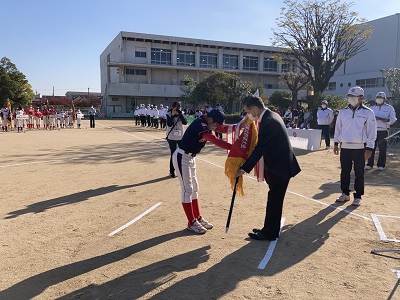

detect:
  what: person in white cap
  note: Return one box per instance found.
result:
[365,92,397,171]
[317,99,334,149]
[333,86,376,206]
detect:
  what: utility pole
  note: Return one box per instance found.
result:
[88,86,90,96]
[52,86,54,96]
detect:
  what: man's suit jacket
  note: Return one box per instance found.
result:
[241,109,301,181]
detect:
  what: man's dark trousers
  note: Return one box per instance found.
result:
[318,124,330,147]
[261,173,290,239]
[340,148,365,198]
[367,130,388,168]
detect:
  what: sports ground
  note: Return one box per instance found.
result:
[1,119,399,299]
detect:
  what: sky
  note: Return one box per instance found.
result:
[1,0,399,96]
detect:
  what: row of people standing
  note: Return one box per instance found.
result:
[1,104,86,131]
[134,104,167,129]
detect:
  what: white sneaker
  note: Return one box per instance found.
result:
[352,198,362,206]
[377,166,384,171]
[365,166,372,170]
[326,146,330,149]
[336,193,350,202]
[187,220,207,234]
[198,217,213,229]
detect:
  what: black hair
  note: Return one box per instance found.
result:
[242,95,264,109]
[207,109,225,124]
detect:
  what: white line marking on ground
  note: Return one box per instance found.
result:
[98,123,168,148]
[325,181,400,187]
[288,191,372,221]
[258,218,285,269]
[195,157,372,222]
[108,202,162,237]
[392,269,400,279]
[371,214,400,242]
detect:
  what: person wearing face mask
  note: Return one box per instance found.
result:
[365,92,397,171]
[317,100,334,149]
[333,86,377,206]
[235,95,301,241]
[172,109,233,234]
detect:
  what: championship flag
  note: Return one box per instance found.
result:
[6,100,12,126]
[224,117,258,196]
[71,100,76,122]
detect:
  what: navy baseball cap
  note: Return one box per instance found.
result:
[207,109,225,124]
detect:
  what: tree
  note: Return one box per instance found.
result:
[273,0,373,95]
[268,90,292,109]
[280,70,310,108]
[0,57,35,107]
[381,68,400,98]
[190,71,256,113]
[179,75,198,104]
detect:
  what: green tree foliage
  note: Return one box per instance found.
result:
[188,71,259,113]
[307,93,347,112]
[0,57,35,107]
[381,68,400,98]
[273,0,373,95]
[268,90,292,109]
[280,71,310,108]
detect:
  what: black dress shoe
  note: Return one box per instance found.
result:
[248,231,277,241]
[252,228,261,233]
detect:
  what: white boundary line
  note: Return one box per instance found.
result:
[392,269,400,279]
[258,218,285,269]
[108,202,162,237]
[371,213,400,243]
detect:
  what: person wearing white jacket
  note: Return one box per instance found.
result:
[366,92,397,171]
[317,100,334,149]
[333,86,377,207]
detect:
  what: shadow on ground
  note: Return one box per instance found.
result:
[0,205,355,299]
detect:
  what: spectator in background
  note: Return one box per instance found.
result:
[303,108,313,129]
[366,92,397,171]
[284,107,292,127]
[317,100,334,149]
[88,105,96,128]
[166,101,187,178]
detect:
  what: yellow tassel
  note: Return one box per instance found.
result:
[225,157,245,196]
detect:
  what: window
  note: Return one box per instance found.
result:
[264,84,273,89]
[151,48,171,65]
[263,58,277,72]
[126,68,147,75]
[281,61,291,72]
[243,56,258,71]
[223,54,238,69]
[135,51,146,58]
[200,52,217,68]
[177,50,195,66]
[356,78,385,88]
[180,80,190,85]
[326,82,336,91]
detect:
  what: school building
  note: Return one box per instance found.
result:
[325,13,400,100]
[100,32,300,117]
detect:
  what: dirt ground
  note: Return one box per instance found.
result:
[1,119,399,300]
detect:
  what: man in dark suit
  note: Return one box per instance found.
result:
[235,95,301,241]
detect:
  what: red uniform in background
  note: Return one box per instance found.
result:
[27,105,35,129]
[34,108,42,128]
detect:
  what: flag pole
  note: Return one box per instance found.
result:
[226,176,239,233]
